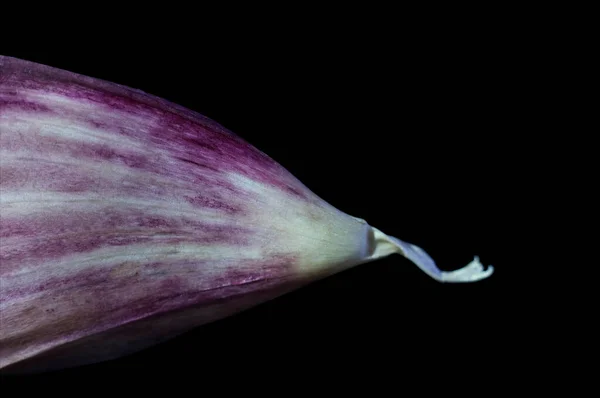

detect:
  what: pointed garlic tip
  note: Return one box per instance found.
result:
[367,227,494,283]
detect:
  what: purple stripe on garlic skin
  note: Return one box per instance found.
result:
[0,56,493,373]
[2,255,301,373]
[1,80,310,198]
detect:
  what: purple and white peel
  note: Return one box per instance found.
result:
[0,55,493,373]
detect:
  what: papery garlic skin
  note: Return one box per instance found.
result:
[0,56,492,373]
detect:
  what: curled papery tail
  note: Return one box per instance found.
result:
[367,227,494,283]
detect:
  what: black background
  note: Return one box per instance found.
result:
[1,17,542,390]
